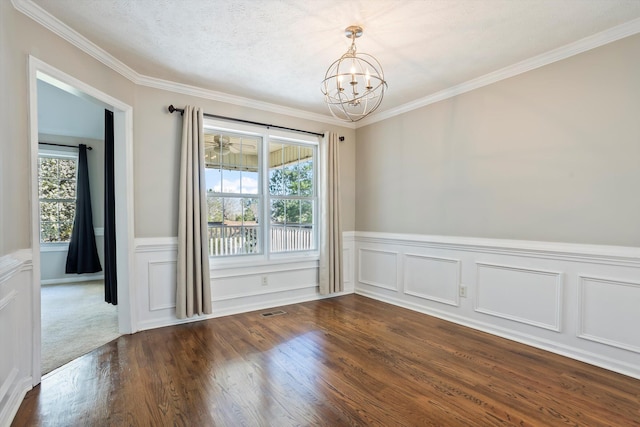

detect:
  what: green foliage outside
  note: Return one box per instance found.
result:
[269,160,313,225]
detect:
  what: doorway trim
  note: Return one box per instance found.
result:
[28,55,136,385]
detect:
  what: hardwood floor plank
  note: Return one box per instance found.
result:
[11,295,640,426]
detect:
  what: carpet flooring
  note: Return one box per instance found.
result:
[41,281,120,375]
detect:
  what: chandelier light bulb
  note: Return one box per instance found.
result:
[321,25,387,122]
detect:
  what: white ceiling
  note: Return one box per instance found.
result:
[23,0,640,122]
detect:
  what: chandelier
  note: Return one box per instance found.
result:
[321,26,387,122]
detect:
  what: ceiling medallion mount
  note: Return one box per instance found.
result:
[321,25,387,122]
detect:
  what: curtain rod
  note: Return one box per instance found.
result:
[39,142,92,150]
[168,105,325,138]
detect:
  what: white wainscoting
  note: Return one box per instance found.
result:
[354,232,640,380]
[0,250,34,427]
[134,232,356,331]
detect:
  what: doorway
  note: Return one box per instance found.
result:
[28,56,136,385]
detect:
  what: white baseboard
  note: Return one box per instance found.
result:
[0,376,31,427]
[41,274,105,286]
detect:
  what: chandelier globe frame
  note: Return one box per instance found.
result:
[321,26,387,122]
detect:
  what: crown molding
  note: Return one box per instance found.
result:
[12,0,140,82]
[13,0,640,130]
[136,74,354,128]
[12,0,353,129]
[357,17,640,128]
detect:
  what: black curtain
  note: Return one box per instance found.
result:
[104,109,118,305]
[66,144,102,274]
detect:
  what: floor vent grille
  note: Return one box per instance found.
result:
[261,310,287,317]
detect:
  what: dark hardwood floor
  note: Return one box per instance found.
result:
[12,295,640,426]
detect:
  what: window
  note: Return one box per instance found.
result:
[38,154,77,243]
[204,123,318,258]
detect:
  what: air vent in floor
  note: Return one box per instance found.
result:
[261,310,287,317]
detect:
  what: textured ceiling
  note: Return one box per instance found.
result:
[26,0,640,119]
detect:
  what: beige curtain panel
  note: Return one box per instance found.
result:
[319,132,343,294]
[176,106,212,319]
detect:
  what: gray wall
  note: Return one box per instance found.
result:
[355,33,640,247]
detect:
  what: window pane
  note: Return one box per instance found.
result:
[59,202,76,222]
[271,224,314,253]
[58,159,76,179]
[283,163,298,196]
[270,199,285,224]
[41,222,59,243]
[300,200,313,225]
[285,199,301,224]
[240,169,258,195]
[205,168,222,193]
[299,159,313,197]
[59,179,76,199]
[40,202,58,222]
[222,169,241,194]
[208,196,224,223]
[207,196,260,256]
[242,198,259,224]
[39,158,57,178]
[59,222,73,242]
[39,179,57,199]
[268,141,284,196]
[242,198,260,254]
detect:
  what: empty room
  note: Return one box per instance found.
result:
[1,1,639,425]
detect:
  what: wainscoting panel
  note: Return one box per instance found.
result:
[148,260,177,312]
[358,248,398,291]
[476,263,562,331]
[354,232,640,380]
[578,276,640,354]
[404,254,460,306]
[0,250,34,427]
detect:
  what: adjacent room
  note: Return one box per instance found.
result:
[2,1,639,425]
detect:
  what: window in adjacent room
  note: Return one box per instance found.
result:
[38,153,78,243]
[204,123,318,259]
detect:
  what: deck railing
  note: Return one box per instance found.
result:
[208,224,313,256]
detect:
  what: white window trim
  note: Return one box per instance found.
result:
[203,119,321,267]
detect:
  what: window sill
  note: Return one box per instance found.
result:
[40,243,70,252]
